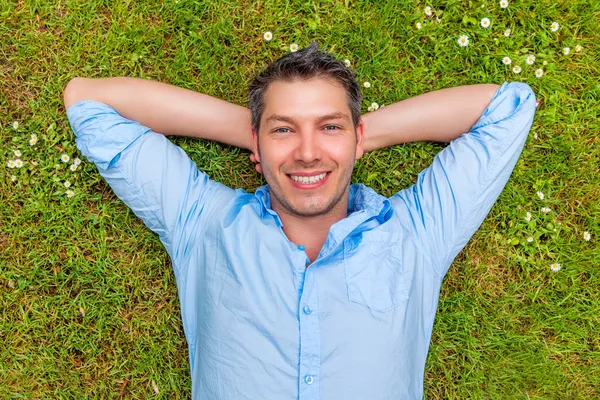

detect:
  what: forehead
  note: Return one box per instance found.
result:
[262,77,350,122]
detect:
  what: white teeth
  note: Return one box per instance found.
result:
[290,172,327,184]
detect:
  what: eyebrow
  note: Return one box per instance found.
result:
[265,112,350,125]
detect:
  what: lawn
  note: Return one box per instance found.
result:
[1,0,599,398]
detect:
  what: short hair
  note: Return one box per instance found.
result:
[248,41,362,135]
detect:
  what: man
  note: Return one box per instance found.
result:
[64,42,536,399]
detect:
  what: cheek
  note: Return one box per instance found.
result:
[259,143,293,169]
[324,138,356,162]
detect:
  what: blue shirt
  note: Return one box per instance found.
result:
[67,81,536,399]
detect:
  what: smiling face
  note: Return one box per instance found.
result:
[252,76,364,218]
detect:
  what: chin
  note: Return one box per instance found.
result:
[290,203,329,217]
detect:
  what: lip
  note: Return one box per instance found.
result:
[287,172,330,190]
[287,171,329,176]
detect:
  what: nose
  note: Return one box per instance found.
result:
[295,130,322,163]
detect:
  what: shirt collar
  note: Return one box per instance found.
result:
[255,185,284,226]
[254,184,391,253]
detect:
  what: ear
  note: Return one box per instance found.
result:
[251,128,261,162]
[355,119,365,160]
[251,128,263,174]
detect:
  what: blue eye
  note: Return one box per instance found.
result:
[273,126,339,133]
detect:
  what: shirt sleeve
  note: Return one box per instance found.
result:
[66,100,235,274]
[389,81,536,277]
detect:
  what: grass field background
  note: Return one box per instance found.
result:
[1,0,599,398]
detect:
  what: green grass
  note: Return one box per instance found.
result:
[1,0,599,398]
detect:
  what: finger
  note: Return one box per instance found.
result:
[250,153,256,163]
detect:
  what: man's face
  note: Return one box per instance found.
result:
[252,77,364,218]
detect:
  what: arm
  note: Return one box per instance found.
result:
[361,83,501,151]
[385,82,537,277]
[64,80,237,280]
[64,76,254,150]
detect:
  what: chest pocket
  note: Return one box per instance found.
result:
[343,231,409,312]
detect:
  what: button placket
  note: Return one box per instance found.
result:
[298,267,320,399]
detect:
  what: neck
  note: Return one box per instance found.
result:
[272,191,350,262]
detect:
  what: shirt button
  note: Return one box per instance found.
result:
[297,244,306,251]
[304,375,314,385]
[303,306,312,315]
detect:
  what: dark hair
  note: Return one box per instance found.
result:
[248,41,362,135]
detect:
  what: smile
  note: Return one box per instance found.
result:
[289,172,328,184]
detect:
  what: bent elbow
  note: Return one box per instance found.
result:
[63,77,86,110]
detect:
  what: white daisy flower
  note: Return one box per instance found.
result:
[525,211,532,222]
[14,159,23,168]
[70,164,78,172]
[73,157,81,166]
[61,154,70,163]
[480,18,491,28]
[10,175,17,182]
[12,121,19,130]
[64,180,71,188]
[583,231,591,241]
[526,236,534,243]
[513,65,522,74]
[536,191,544,200]
[458,34,469,47]
[416,22,422,30]
[425,6,433,16]
[541,207,552,213]
[290,43,299,52]
[66,189,75,198]
[562,47,570,55]
[380,104,385,108]
[534,132,538,139]
[371,102,379,110]
[504,28,511,37]
[550,263,561,272]
[550,22,559,32]
[263,31,273,41]
[535,68,544,78]
[363,81,371,88]
[526,54,536,65]
[7,160,16,168]
[575,44,582,52]
[29,134,38,146]
[543,60,548,66]
[367,106,374,112]
[502,56,512,65]
[344,59,351,67]
[499,0,509,8]
[14,150,21,157]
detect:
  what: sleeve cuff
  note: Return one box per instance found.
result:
[66,100,151,171]
[471,81,536,131]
